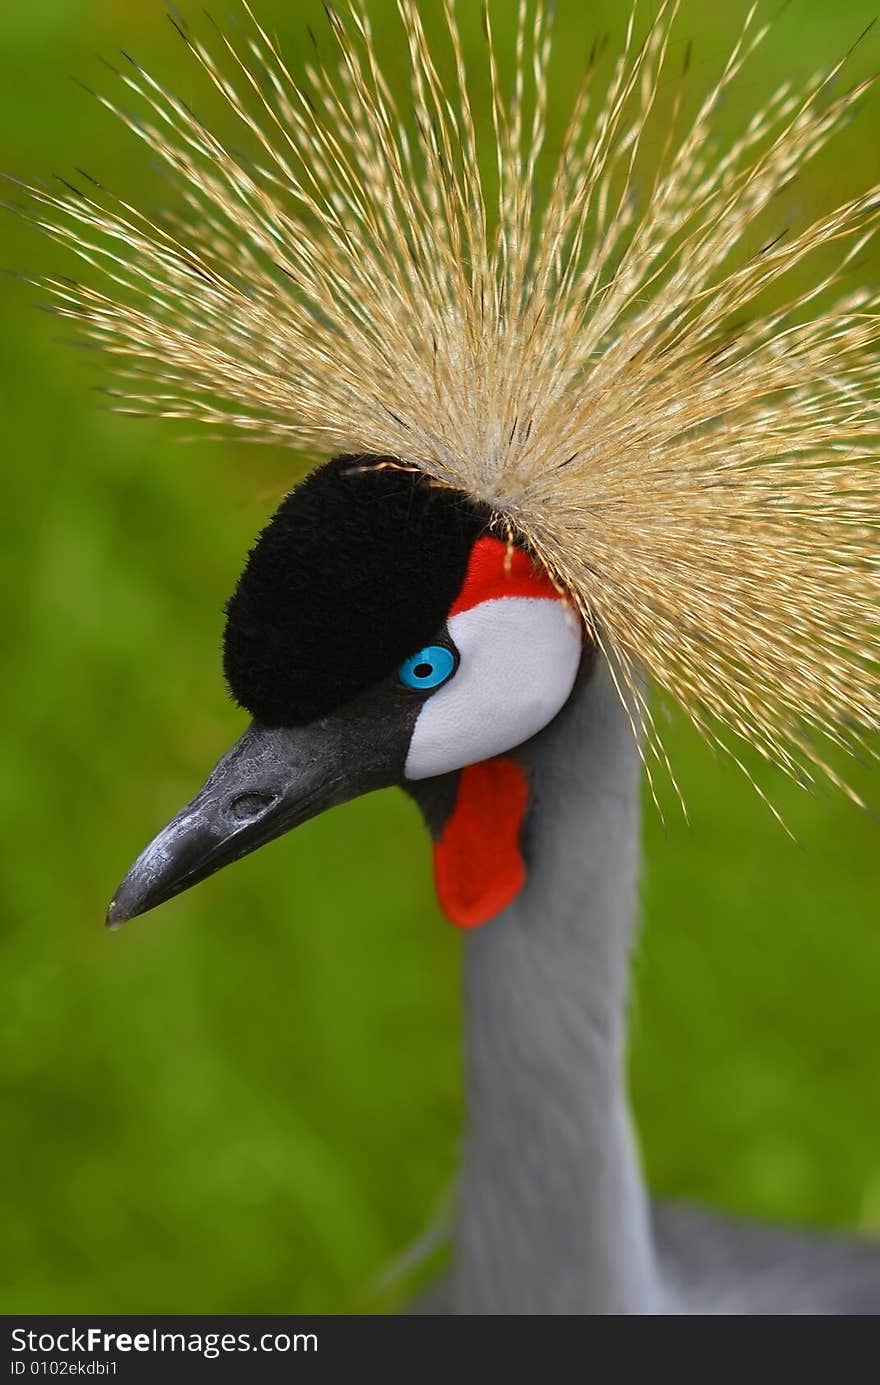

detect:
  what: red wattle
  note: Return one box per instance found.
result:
[433,757,528,930]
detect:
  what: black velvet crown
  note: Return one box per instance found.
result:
[223,456,489,725]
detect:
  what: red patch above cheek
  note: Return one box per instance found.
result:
[449,536,561,616]
[433,757,528,929]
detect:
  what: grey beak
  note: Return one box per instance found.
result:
[106,715,397,928]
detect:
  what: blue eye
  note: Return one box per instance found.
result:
[398,644,457,691]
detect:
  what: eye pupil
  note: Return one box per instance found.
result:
[398,644,457,691]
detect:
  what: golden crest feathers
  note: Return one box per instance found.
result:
[18,0,880,801]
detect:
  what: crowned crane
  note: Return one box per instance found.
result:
[23,0,880,1314]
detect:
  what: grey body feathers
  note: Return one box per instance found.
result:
[655,1203,880,1315]
[419,1203,880,1314]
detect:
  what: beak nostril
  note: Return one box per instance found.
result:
[229,791,278,823]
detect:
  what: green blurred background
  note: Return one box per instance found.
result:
[2,0,880,1313]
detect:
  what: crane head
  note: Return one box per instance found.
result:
[106,456,586,931]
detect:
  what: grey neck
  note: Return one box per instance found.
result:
[450,657,660,1314]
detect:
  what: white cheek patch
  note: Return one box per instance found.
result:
[404,597,582,781]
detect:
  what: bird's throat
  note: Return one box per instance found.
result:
[432,758,528,929]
